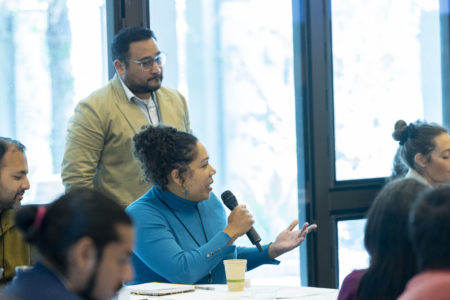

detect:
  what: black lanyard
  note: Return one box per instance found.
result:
[158,197,212,283]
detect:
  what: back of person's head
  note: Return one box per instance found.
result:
[392,120,447,173]
[111,27,156,62]
[133,125,198,190]
[357,177,429,300]
[0,137,25,168]
[409,185,450,272]
[15,188,132,275]
[388,147,409,182]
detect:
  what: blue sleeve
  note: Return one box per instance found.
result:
[128,202,236,284]
[237,244,280,271]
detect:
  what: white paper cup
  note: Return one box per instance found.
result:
[223,259,247,291]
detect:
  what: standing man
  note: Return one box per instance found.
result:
[0,137,31,284]
[61,27,190,206]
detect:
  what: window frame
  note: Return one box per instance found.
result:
[106,0,150,79]
[295,0,450,288]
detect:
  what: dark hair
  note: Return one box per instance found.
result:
[133,125,198,189]
[0,137,26,167]
[357,178,429,300]
[111,27,156,62]
[392,120,447,173]
[388,147,409,182]
[15,188,132,275]
[409,185,450,271]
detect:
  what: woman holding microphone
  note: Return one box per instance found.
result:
[126,125,316,284]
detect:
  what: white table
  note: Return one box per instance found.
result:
[118,284,338,300]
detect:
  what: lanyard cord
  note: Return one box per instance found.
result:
[158,197,212,283]
[158,198,209,246]
[148,92,161,125]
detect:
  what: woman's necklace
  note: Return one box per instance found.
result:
[159,198,212,283]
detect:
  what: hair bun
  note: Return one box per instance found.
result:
[392,120,410,145]
[15,205,41,244]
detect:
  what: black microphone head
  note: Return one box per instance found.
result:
[221,190,238,210]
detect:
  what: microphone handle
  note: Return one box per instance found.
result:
[221,191,263,252]
[246,227,263,252]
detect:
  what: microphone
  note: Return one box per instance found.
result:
[221,190,263,252]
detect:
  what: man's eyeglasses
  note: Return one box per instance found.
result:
[129,52,166,71]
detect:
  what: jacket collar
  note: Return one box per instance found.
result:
[406,169,431,186]
[110,75,148,134]
[0,209,16,236]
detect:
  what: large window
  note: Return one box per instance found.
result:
[297,0,450,287]
[329,0,447,288]
[337,218,368,287]
[150,0,300,285]
[0,0,107,204]
[331,0,444,286]
[332,0,443,181]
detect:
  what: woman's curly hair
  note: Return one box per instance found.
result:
[133,125,198,189]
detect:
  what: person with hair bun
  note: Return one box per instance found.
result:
[126,125,316,285]
[391,119,450,186]
[2,189,134,300]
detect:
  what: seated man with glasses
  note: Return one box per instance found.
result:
[62,27,191,206]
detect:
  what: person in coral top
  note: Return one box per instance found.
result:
[399,185,450,300]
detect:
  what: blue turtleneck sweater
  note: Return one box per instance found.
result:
[126,185,278,284]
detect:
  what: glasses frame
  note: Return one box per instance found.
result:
[128,52,166,71]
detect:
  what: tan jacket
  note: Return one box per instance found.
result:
[0,209,31,284]
[61,75,190,206]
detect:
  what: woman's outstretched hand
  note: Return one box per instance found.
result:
[268,220,317,259]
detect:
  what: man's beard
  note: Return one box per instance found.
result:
[12,200,21,209]
[79,268,97,300]
[0,195,20,211]
[12,190,25,208]
[78,263,123,300]
[126,74,163,95]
